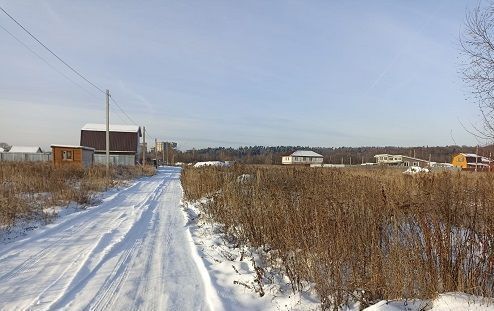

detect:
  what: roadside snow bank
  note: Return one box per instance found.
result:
[181,197,494,310]
[0,182,136,245]
[180,199,320,311]
[193,161,230,168]
[403,166,429,174]
[364,292,494,310]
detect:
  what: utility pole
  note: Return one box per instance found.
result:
[475,145,479,172]
[155,138,158,166]
[162,142,165,164]
[143,126,146,165]
[490,152,492,172]
[105,89,110,179]
[166,142,169,165]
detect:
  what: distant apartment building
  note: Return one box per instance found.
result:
[156,141,165,153]
[282,150,324,165]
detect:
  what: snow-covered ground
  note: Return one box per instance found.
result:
[1,166,493,311]
[182,197,494,311]
[365,293,494,311]
[181,199,321,311]
[0,167,220,310]
[193,161,231,168]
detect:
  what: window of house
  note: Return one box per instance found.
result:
[404,162,409,166]
[62,150,73,161]
[412,162,419,166]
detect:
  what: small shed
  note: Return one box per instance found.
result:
[51,145,94,168]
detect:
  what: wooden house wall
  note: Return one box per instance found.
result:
[52,147,83,168]
[80,131,139,154]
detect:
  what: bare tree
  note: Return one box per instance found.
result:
[0,142,11,152]
[461,3,494,140]
[460,3,494,142]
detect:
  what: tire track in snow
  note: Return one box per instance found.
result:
[0,178,148,260]
[26,217,129,310]
[47,173,170,310]
[0,176,162,310]
[89,239,143,311]
[0,222,88,282]
[89,176,170,311]
[0,168,222,310]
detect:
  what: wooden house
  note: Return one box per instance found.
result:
[51,145,94,168]
[282,150,324,165]
[80,124,142,165]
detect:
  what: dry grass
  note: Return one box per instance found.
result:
[182,165,494,309]
[0,162,155,228]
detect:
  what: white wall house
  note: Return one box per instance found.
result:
[282,150,324,165]
[374,154,430,167]
[9,146,43,153]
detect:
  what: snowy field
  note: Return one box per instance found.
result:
[0,166,493,310]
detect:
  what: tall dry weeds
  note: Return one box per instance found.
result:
[0,162,155,228]
[182,165,494,309]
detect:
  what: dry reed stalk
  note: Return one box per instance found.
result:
[182,165,494,309]
[0,162,156,229]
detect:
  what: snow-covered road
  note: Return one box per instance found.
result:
[0,167,221,311]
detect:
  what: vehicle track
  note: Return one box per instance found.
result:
[0,167,220,310]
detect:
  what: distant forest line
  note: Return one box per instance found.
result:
[174,145,494,165]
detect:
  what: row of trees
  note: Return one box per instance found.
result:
[174,144,494,165]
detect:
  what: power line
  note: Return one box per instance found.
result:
[110,96,157,140]
[109,104,128,124]
[0,5,105,94]
[1,5,157,141]
[0,22,101,102]
[110,97,140,127]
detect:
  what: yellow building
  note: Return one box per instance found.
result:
[452,153,490,170]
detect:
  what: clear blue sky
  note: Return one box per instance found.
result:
[0,0,481,150]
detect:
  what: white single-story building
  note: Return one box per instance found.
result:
[374,154,430,168]
[282,150,324,165]
[9,146,43,153]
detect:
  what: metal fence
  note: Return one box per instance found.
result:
[0,152,51,162]
[0,152,136,166]
[94,154,136,166]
